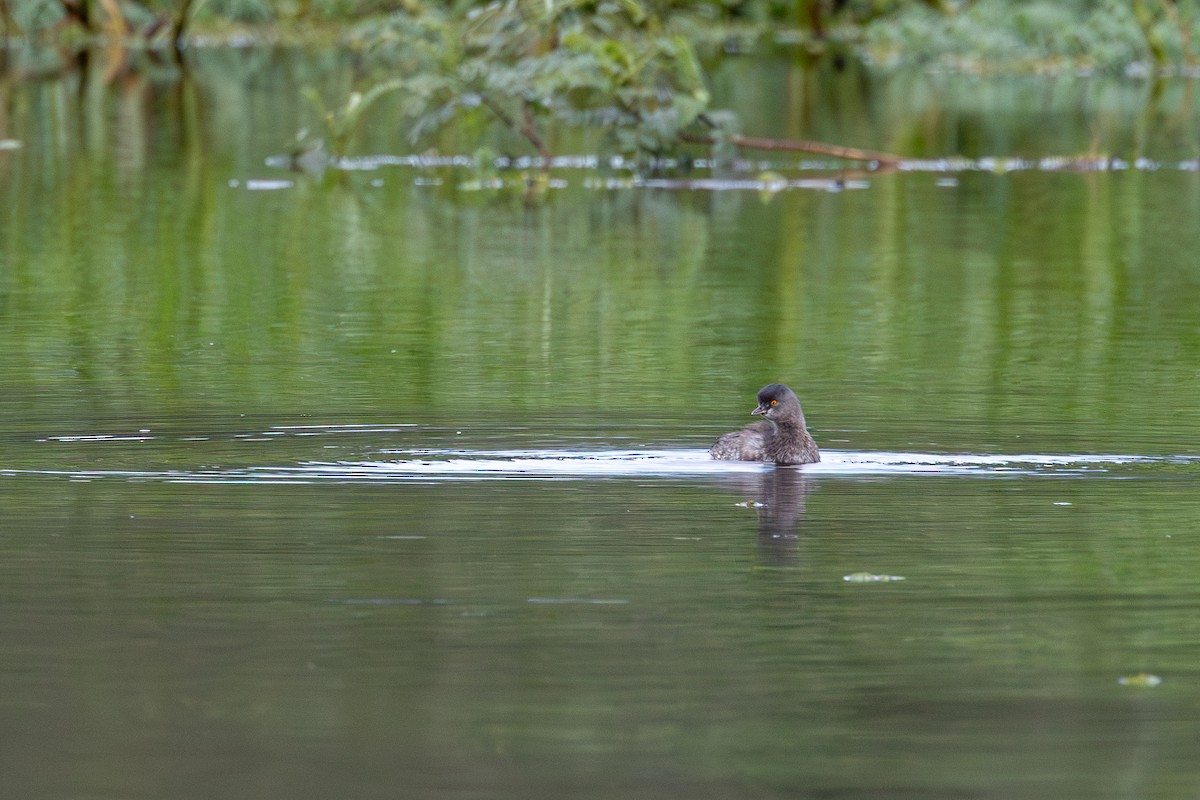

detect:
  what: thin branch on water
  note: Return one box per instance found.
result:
[680,130,903,168]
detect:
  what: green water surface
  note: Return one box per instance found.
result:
[2,48,1200,800]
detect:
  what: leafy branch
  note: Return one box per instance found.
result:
[307,0,901,170]
[302,79,405,160]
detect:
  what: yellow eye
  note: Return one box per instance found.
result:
[770,399,777,406]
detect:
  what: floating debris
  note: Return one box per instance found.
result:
[42,433,155,442]
[1118,674,1163,688]
[736,501,767,508]
[527,597,628,605]
[258,147,1200,198]
[341,598,449,606]
[756,170,789,193]
[843,572,906,583]
[244,179,294,191]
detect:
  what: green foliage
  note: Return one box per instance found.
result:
[6,0,68,35]
[339,0,735,162]
[861,0,1200,72]
[302,78,404,158]
[200,0,274,24]
[197,0,399,23]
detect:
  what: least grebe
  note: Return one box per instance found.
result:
[710,383,820,466]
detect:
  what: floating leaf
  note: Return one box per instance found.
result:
[1118,674,1163,687]
[843,572,907,583]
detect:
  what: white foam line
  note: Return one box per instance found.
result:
[305,449,1165,478]
[3,450,1190,484]
[304,450,764,477]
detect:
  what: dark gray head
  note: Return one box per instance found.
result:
[750,383,805,424]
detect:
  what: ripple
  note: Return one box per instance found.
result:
[2,449,1193,484]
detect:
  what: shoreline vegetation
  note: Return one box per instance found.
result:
[2,1,1198,182]
[5,1,1192,70]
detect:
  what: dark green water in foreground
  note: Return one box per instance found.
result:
[3,49,1200,799]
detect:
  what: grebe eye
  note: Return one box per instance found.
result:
[770,399,777,406]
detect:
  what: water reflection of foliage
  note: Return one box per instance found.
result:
[4,54,1200,447]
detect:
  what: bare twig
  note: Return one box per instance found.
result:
[479,94,552,170]
[680,130,903,167]
[520,100,551,166]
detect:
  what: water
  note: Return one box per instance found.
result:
[9,425,1193,481]
[3,48,1200,799]
[4,442,1200,799]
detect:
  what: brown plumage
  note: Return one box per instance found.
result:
[709,383,820,466]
